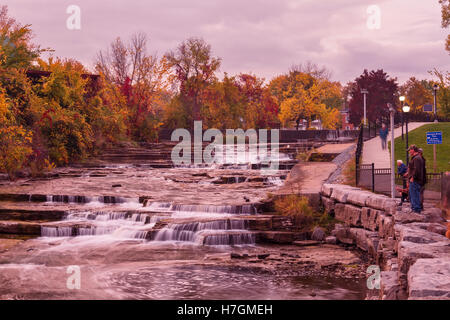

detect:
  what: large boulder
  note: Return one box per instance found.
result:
[334,227,355,245]
[397,225,449,244]
[311,227,326,241]
[350,228,379,254]
[397,240,450,274]
[408,258,450,300]
[422,208,446,223]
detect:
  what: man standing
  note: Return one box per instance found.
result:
[407,145,425,213]
[379,123,388,150]
[417,148,427,210]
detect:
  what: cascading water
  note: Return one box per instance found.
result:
[153,219,255,245]
[38,198,257,246]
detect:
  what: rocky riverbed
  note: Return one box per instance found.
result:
[0,142,373,300]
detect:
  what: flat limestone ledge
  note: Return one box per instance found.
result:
[408,258,450,300]
[321,184,397,215]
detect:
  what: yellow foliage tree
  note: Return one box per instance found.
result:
[275,72,342,129]
[0,89,33,178]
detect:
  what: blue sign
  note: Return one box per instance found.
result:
[423,104,433,112]
[426,131,442,145]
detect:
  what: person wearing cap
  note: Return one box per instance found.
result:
[407,145,425,213]
[417,148,427,210]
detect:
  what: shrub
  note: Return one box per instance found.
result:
[274,195,315,228]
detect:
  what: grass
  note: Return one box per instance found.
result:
[342,158,356,186]
[391,122,450,173]
[274,194,337,233]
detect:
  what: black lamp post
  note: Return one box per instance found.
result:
[399,96,405,140]
[403,105,410,165]
[433,84,439,122]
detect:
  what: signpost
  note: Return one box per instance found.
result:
[423,104,433,112]
[426,131,442,173]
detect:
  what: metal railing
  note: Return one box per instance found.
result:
[355,124,364,185]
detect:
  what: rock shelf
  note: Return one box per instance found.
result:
[321,183,450,300]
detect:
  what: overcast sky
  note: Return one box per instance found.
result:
[4,0,449,84]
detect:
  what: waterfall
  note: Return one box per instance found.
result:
[44,195,140,206]
[153,219,249,243]
[41,226,73,237]
[171,204,257,215]
[202,232,256,246]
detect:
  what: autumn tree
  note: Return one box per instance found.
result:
[96,33,172,141]
[236,73,279,129]
[399,77,434,113]
[164,37,221,127]
[269,68,342,129]
[429,68,450,117]
[348,69,398,126]
[439,0,450,52]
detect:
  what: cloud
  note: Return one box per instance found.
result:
[2,0,449,83]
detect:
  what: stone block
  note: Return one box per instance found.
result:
[366,194,390,211]
[321,184,334,197]
[380,271,401,300]
[346,190,372,207]
[398,240,450,274]
[321,196,335,215]
[408,258,450,300]
[335,227,355,245]
[361,207,380,231]
[325,236,337,244]
[344,204,362,227]
[377,214,395,238]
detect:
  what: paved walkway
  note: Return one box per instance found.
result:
[362,122,428,168]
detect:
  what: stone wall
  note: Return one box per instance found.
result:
[321,184,450,300]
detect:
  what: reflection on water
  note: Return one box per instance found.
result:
[105,265,367,300]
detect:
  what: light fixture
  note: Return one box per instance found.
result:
[399,96,405,102]
[402,105,410,113]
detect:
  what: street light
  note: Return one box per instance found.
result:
[399,96,405,140]
[388,103,395,199]
[403,104,410,166]
[433,84,439,122]
[361,89,369,127]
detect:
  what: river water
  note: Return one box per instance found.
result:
[0,144,368,300]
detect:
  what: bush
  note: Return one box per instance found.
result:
[274,194,337,232]
[274,195,315,229]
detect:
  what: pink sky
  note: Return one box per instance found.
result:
[4,0,450,84]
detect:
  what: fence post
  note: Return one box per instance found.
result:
[371,163,375,192]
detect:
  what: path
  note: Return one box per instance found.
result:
[362,122,428,168]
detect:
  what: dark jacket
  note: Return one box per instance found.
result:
[379,127,388,139]
[397,163,407,175]
[408,154,426,186]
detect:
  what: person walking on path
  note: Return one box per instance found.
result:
[407,145,425,213]
[397,160,408,205]
[379,123,388,150]
[417,148,427,210]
